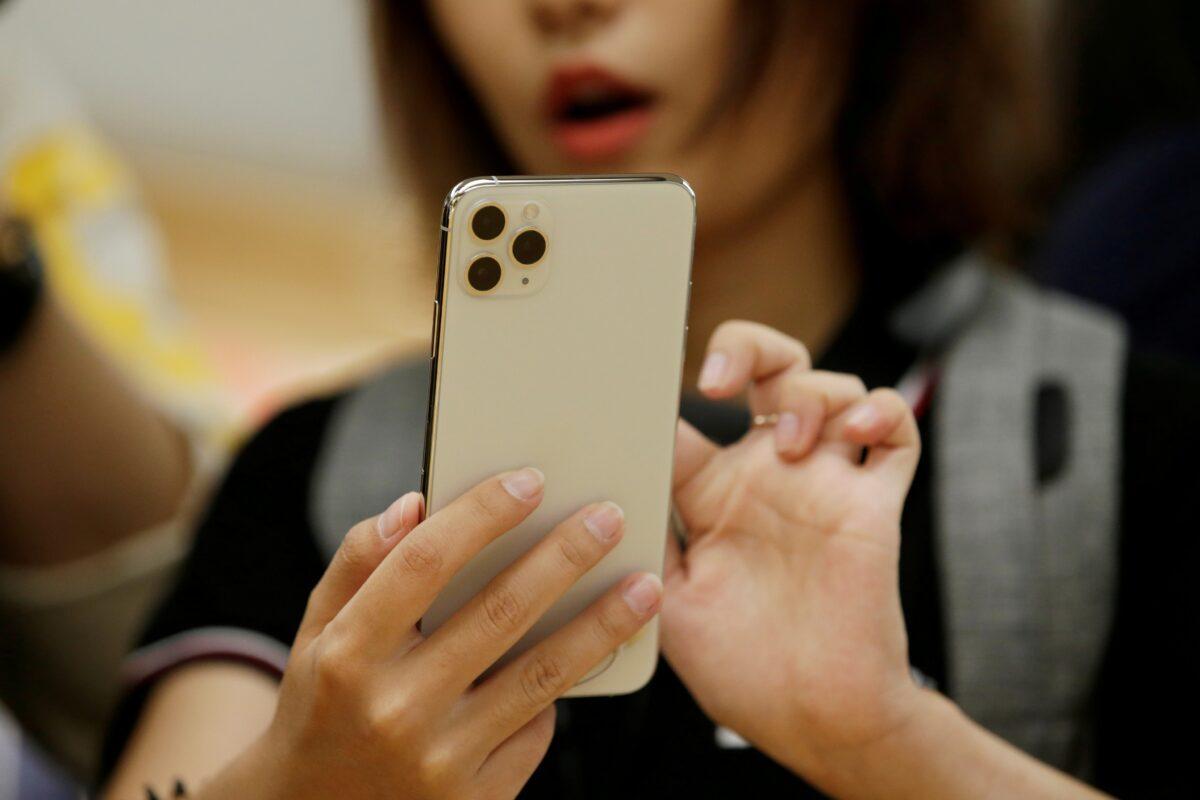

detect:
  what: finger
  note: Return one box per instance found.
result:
[696,320,811,401]
[338,467,546,658]
[463,572,663,753]
[406,501,626,698]
[673,418,718,491]
[773,371,868,461]
[472,705,556,800]
[839,388,922,483]
[295,491,423,649]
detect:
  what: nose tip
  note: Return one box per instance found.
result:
[529,0,622,36]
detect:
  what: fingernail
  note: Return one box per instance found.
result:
[775,412,802,451]
[502,467,545,501]
[377,492,418,541]
[698,352,728,392]
[845,403,879,430]
[583,501,624,543]
[622,573,663,616]
[401,492,424,530]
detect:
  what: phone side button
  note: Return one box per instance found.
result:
[429,300,440,359]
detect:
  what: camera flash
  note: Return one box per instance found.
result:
[522,203,539,221]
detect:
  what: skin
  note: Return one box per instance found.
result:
[425,0,862,375]
[110,327,1105,800]
[0,298,191,565]
[109,1,1110,797]
[113,470,663,800]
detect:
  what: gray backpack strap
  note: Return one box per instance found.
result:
[310,359,431,560]
[935,269,1126,774]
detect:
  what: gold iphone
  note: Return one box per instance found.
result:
[420,175,695,696]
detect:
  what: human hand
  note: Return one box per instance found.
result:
[662,321,922,787]
[202,468,661,800]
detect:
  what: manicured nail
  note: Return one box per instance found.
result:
[775,412,802,451]
[502,467,545,501]
[583,501,624,543]
[377,491,420,542]
[698,352,728,392]
[622,573,663,616]
[845,403,879,430]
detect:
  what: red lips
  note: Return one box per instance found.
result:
[544,64,656,163]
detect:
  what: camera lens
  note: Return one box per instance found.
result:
[511,229,547,266]
[471,205,505,241]
[467,255,502,292]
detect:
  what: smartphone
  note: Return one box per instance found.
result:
[419,174,695,696]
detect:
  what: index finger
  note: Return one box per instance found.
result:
[336,467,546,659]
[295,491,423,650]
[697,320,812,412]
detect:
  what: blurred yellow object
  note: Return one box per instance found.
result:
[4,128,234,445]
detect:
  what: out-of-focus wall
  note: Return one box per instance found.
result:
[3,0,389,183]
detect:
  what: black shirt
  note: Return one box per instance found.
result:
[102,292,1200,798]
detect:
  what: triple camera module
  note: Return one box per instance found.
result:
[465,203,548,294]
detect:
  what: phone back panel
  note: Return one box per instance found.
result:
[421,175,694,696]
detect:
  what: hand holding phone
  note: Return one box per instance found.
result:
[204,471,661,800]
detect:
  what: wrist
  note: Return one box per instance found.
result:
[802,689,987,800]
[192,733,288,800]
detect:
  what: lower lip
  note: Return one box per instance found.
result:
[549,105,655,163]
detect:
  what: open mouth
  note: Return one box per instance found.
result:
[554,83,655,123]
[545,65,657,162]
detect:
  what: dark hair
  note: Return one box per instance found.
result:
[370,1,1048,271]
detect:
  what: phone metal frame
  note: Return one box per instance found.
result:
[420,174,695,503]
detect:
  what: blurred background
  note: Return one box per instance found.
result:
[0,0,1197,792]
[2,0,429,429]
[4,0,1197,426]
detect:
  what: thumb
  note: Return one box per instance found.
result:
[294,491,424,649]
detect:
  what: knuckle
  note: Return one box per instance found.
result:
[398,536,443,578]
[712,319,749,339]
[334,523,374,574]
[782,372,813,400]
[519,652,568,707]
[311,630,358,697]
[815,370,867,397]
[554,531,592,571]
[468,487,509,528]
[795,340,813,367]
[592,603,628,644]
[479,583,526,638]
[872,387,905,407]
[387,689,423,731]
[363,688,421,742]
[301,585,323,622]
[414,742,459,792]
